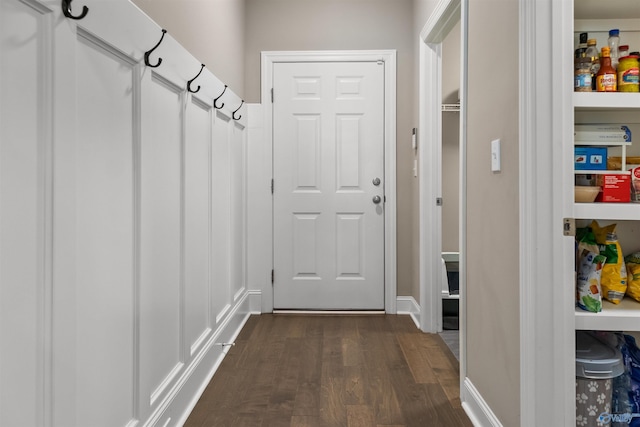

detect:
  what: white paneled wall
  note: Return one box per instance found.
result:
[0,0,252,426]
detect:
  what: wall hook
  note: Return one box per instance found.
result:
[214,85,227,109]
[144,29,167,68]
[187,64,205,94]
[62,0,88,20]
[232,100,244,120]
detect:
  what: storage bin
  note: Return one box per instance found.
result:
[576,332,624,427]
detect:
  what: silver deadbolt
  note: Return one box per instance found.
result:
[372,195,382,204]
[372,177,381,186]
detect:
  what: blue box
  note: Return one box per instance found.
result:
[575,146,607,170]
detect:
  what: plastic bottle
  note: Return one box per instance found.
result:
[575,32,588,58]
[575,57,593,92]
[585,39,600,90]
[619,45,629,58]
[608,29,620,70]
[597,46,617,92]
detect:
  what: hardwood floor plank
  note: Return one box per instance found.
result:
[343,365,367,405]
[289,415,322,427]
[358,317,406,426]
[346,404,376,427]
[396,332,439,385]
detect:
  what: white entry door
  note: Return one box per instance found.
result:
[273,61,385,310]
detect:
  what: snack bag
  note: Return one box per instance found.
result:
[591,220,627,304]
[624,252,640,302]
[576,249,605,312]
[577,227,599,265]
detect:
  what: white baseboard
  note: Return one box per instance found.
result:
[143,291,253,427]
[247,289,262,314]
[396,296,421,328]
[461,377,503,427]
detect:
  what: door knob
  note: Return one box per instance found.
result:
[372,195,382,204]
[372,177,381,186]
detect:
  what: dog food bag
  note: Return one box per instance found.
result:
[577,250,606,313]
[591,220,628,304]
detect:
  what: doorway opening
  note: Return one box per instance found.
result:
[418,0,467,382]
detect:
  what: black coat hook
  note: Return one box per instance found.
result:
[144,29,167,68]
[187,64,205,94]
[232,100,244,120]
[62,0,88,20]
[214,85,227,109]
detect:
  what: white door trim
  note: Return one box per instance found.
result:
[260,50,397,314]
[418,0,462,332]
[418,0,467,407]
[519,0,575,425]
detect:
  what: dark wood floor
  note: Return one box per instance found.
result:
[185,314,472,427]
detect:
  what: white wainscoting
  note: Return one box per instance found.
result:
[0,0,249,425]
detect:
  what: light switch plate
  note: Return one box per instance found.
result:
[491,139,501,172]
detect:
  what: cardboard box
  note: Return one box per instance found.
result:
[575,146,607,170]
[595,173,631,202]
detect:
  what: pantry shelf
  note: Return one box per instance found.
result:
[574,202,640,220]
[575,298,640,331]
[574,92,640,110]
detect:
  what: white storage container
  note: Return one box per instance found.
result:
[576,332,624,427]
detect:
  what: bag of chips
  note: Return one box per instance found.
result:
[591,220,627,304]
[624,252,640,302]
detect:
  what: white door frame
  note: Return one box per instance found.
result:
[260,50,397,314]
[419,0,474,419]
[418,0,463,333]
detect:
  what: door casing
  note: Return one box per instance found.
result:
[260,50,397,314]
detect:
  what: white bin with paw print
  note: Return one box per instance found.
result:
[576,332,624,427]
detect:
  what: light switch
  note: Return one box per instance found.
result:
[413,159,418,177]
[491,139,501,172]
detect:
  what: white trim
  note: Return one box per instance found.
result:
[420,0,469,420]
[418,0,461,333]
[461,378,504,427]
[459,0,469,414]
[396,296,421,328]
[420,0,462,43]
[247,290,262,314]
[157,291,253,427]
[260,50,397,314]
[418,40,443,334]
[519,0,575,425]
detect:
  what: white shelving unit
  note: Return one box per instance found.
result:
[576,299,640,330]
[574,92,640,110]
[572,10,640,333]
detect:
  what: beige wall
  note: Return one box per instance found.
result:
[132,0,246,98]
[466,0,520,426]
[244,0,417,296]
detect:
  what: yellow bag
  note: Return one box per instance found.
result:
[626,263,640,302]
[624,252,640,302]
[591,220,627,304]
